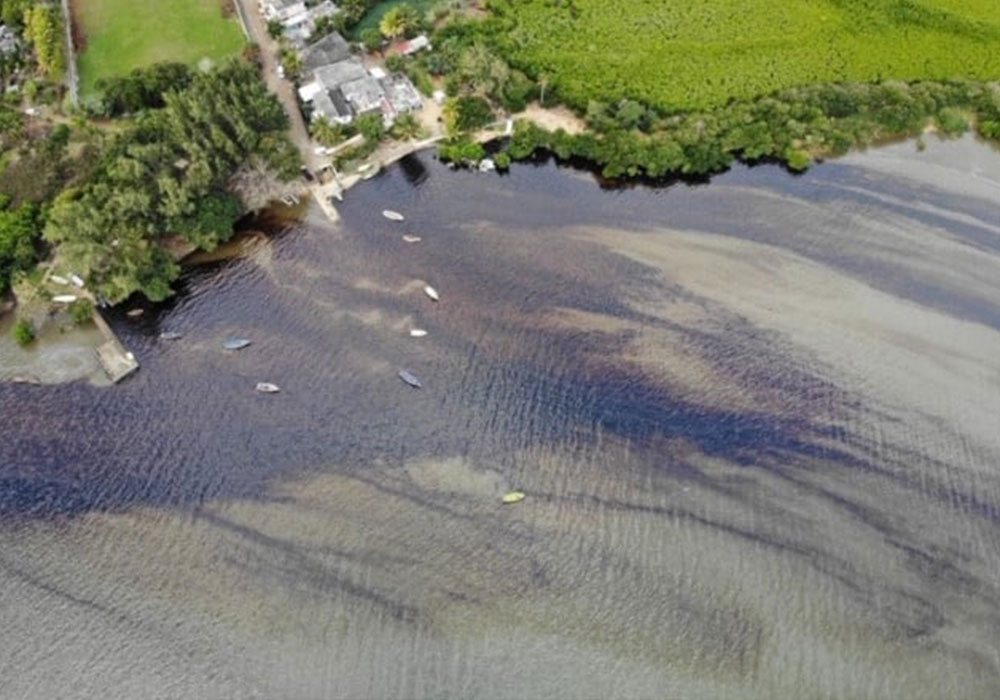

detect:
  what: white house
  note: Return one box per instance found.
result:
[261,0,306,22]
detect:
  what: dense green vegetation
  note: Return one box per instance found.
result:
[505,81,1000,178]
[23,2,65,78]
[0,195,41,291]
[44,60,299,303]
[75,0,245,97]
[95,62,193,117]
[484,0,1000,113]
[382,5,1000,178]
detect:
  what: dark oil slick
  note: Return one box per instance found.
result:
[1,136,999,699]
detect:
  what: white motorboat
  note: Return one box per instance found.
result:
[409,329,428,337]
[255,382,280,393]
[383,209,405,221]
[398,370,422,388]
[423,285,439,301]
[223,338,252,350]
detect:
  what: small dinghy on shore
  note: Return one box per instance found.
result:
[69,274,85,288]
[402,235,422,243]
[52,294,78,303]
[423,285,439,301]
[409,329,428,337]
[383,209,405,221]
[50,275,69,285]
[398,370,423,388]
[159,331,183,341]
[223,338,252,350]
[255,382,280,393]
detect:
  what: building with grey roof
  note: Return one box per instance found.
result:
[301,32,352,74]
[340,75,386,118]
[313,59,367,90]
[0,25,19,56]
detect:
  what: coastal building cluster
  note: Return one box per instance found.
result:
[298,34,422,127]
[259,0,426,129]
[262,0,339,47]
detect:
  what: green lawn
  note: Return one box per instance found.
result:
[75,0,245,96]
[349,0,440,40]
[488,0,1000,112]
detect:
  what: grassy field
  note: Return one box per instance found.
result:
[75,0,245,96]
[349,0,441,39]
[489,0,1000,112]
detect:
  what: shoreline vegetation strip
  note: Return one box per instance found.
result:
[2,0,1000,323]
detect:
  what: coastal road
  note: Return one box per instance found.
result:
[233,0,323,172]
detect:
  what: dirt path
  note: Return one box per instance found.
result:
[232,0,322,172]
[60,0,79,104]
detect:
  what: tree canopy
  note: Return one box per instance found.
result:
[43,60,300,303]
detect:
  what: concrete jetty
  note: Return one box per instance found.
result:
[91,308,139,383]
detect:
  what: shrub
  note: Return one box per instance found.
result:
[68,298,94,325]
[438,137,485,163]
[356,113,386,142]
[13,319,35,346]
[442,95,493,135]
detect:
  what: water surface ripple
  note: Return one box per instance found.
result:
[1,136,999,699]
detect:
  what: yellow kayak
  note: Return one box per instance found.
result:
[501,491,525,504]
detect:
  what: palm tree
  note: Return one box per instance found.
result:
[312,115,348,147]
[391,113,423,141]
[379,7,408,40]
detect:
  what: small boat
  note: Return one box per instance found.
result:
[402,235,422,243]
[52,294,77,303]
[222,338,252,350]
[423,285,439,302]
[398,369,423,388]
[126,309,144,317]
[69,274,85,288]
[50,275,69,285]
[383,209,405,221]
[255,382,280,393]
[159,331,183,341]
[478,158,496,172]
[409,329,428,337]
[501,491,526,504]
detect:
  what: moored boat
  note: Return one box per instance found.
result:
[402,235,422,243]
[409,329,428,337]
[223,338,252,350]
[159,331,183,341]
[398,369,423,388]
[126,309,144,317]
[423,285,439,301]
[501,491,526,504]
[255,382,280,393]
[383,209,405,221]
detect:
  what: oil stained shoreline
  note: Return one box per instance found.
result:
[1,135,999,699]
